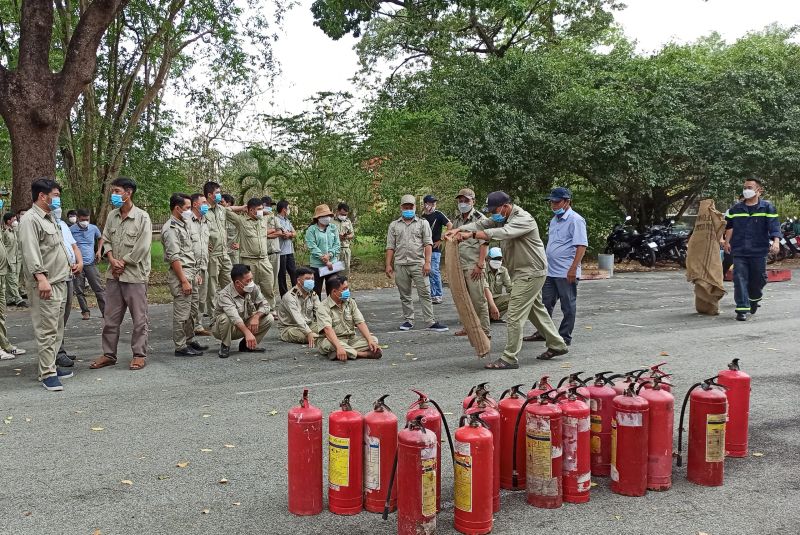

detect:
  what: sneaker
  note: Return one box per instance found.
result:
[431,296,443,304]
[57,368,74,379]
[398,321,414,331]
[81,311,91,320]
[736,313,747,322]
[9,346,26,356]
[0,348,16,360]
[42,376,63,391]
[427,322,449,333]
[175,346,203,357]
[188,340,209,351]
[750,302,760,315]
[56,354,74,367]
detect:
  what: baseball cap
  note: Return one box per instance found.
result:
[423,194,438,204]
[485,191,511,211]
[545,187,572,201]
[401,194,416,205]
[488,247,503,259]
[456,188,476,200]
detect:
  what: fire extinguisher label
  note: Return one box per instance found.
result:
[590,398,599,412]
[617,411,643,427]
[563,417,578,472]
[421,457,437,517]
[328,435,350,489]
[527,415,559,495]
[610,419,619,482]
[365,436,380,491]
[590,415,602,434]
[454,441,472,513]
[706,413,727,463]
[577,472,592,493]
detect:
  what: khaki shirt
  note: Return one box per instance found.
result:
[226,210,269,259]
[266,212,281,254]
[213,282,270,325]
[486,266,512,296]
[102,205,153,283]
[18,204,71,284]
[0,233,8,276]
[226,220,239,252]
[191,216,210,270]
[162,217,195,269]
[385,216,432,265]
[2,227,18,265]
[277,286,327,334]
[206,204,230,258]
[333,217,354,249]
[321,296,365,338]
[460,205,547,279]
[451,208,487,269]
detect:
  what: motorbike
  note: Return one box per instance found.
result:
[770,217,799,263]
[605,216,659,267]
[649,220,688,268]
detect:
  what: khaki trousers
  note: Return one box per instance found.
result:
[317,333,378,360]
[28,279,67,380]
[102,279,149,358]
[241,256,274,307]
[280,326,317,344]
[195,268,208,318]
[501,275,567,365]
[394,263,436,326]
[5,261,22,304]
[168,268,198,349]
[211,313,273,347]
[229,250,240,265]
[206,253,233,314]
[0,276,10,350]
[340,247,352,278]
[269,253,280,307]
[463,268,490,335]
[493,294,510,315]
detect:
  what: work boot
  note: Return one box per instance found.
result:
[219,344,230,359]
[736,313,747,322]
[750,302,759,315]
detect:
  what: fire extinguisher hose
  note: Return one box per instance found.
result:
[429,398,456,463]
[382,452,399,521]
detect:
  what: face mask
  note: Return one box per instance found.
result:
[302,279,315,292]
[68,216,77,224]
[0,200,4,209]
[49,196,62,210]
[338,215,348,221]
[458,203,472,214]
[255,210,264,218]
[489,259,502,270]
[319,216,331,226]
[78,221,89,229]
[52,207,62,220]
[742,189,757,200]
[553,207,566,216]
[340,289,351,300]
[181,209,193,221]
[266,206,273,213]
[491,213,506,223]
[11,221,18,228]
[111,193,124,207]
[214,193,222,203]
[243,281,256,293]
[402,209,415,219]
[199,204,209,216]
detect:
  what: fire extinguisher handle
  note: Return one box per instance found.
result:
[635,380,650,394]
[728,358,741,371]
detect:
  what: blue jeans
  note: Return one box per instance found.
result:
[541,276,578,345]
[732,256,767,313]
[429,251,443,298]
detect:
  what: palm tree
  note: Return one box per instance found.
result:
[237,146,291,202]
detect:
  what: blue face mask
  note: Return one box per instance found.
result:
[266,207,273,213]
[111,193,124,208]
[340,289,351,300]
[0,199,4,209]
[49,196,61,210]
[553,207,566,216]
[302,279,315,292]
[214,193,222,203]
[199,204,209,216]
[491,213,506,223]
[402,209,415,219]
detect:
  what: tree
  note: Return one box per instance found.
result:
[237,146,291,202]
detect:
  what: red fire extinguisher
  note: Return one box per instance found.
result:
[465,391,501,512]
[641,362,672,392]
[328,394,364,515]
[527,375,554,400]
[454,411,494,535]
[499,384,526,491]
[717,358,750,457]
[463,382,497,412]
[612,369,649,396]
[677,376,728,487]
[585,371,616,477]
[512,390,563,509]
[385,416,438,535]
[557,372,591,400]
[364,395,398,513]
[556,386,591,503]
[638,378,674,491]
[406,390,454,513]
[610,383,649,497]
[287,389,323,516]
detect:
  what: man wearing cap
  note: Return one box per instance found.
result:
[445,190,568,368]
[484,247,512,320]
[524,187,587,346]
[451,188,490,337]
[386,194,449,332]
[421,194,452,304]
[263,196,283,308]
[225,198,275,305]
[305,204,341,297]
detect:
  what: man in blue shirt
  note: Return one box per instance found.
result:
[525,187,587,346]
[70,209,106,319]
[722,177,781,321]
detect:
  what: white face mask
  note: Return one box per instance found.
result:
[458,203,472,214]
[255,210,264,219]
[338,215,348,221]
[78,221,89,229]
[181,209,193,221]
[489,259,502,270]
[11,221,18,229]
[319,216,331,226]
[52,208,62,220]
[68,216,77,224]
[424,203,434,213]
[742,189,757,200]
[243,281,256,293]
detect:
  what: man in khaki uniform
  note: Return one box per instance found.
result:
[447,191,568,369]
[203,182,233,316]
[162,193,207,357]
[385,194,448,332]
[484,247,512,320]
[190,193,212,337]
[211,263,273,358]
[225,198,275,305]
[451,188,490,337]
[0,221,27,360]
[2,213,26,307]
[316,275,382,361]
[220,194,240,264]
[277,267,326,345]
[333,203,355,277]
[263,196,282,308]
[18,178,73,390]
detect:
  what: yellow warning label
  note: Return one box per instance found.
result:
[590,415,602,434]
[706,413,726,463]
[454,452,472,513]
[421,458,437,517]
[591,435,601,454]
[610,419,617,467]
[328,435,350,488]
[526,428,552,479]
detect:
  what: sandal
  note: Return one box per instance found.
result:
[129,356,147,370]
[484,358,519,370]
[89,354,117,369]
[523,333,546,342]
[537,348,569,360]
[454,329,468,337]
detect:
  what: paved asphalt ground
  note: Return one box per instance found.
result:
[1,271,799,535]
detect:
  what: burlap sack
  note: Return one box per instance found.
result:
[685,199,727,315]
[444,240,491,357]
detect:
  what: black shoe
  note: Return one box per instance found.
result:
[13,301,29,308]
[750,302,760,315]
[188,340,209,351]
[490,318,506,324]
[56,354,74,367]
[238,339,266,353]
[736,313,748,322]
[175,346,203,357]
[219,344,230,359]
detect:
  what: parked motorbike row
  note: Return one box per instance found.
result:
[605,216,690,268]
[287,360,751,535]
[769,216,800,263]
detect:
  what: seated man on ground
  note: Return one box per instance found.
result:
[277,266,326,346]
[316,275,382,361]
[210,264,274,358]
[484,246,512,322]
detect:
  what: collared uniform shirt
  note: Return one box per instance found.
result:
[70,223,101,266]
[162,217,196,269]
[321,296,365,338]
[18,204,71,284]
[102,205,153,283]
[485,266,512,296]
[546,209,588,278]
[451,208,487,269]
[226,210,269,258]
[206,204,230,259]
[266,212,281,254]
[0,230,9,276]
[278,215,295,255]
[2,227,18,265]
[385,216,433,265]
[725,199,781,257]
[333,217,354,249]
[214,282,270,325]
[277,286,326,334]
[191,216,210,270]
[59,220,78,266]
